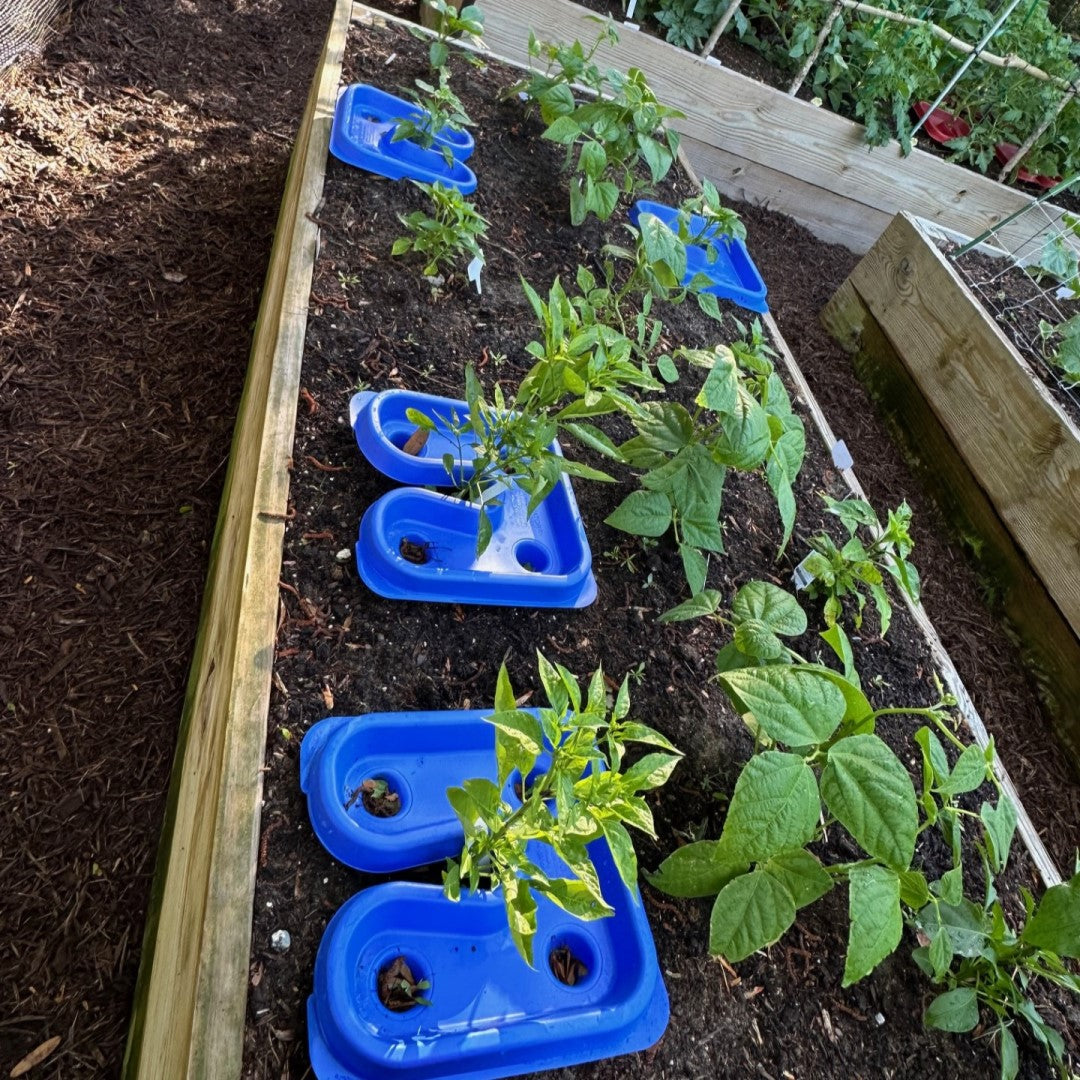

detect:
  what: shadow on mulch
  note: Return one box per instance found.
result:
[0,0,332,1074]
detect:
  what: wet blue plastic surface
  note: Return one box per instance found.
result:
[308,845,668,1080]
[300,709,527,873]
[330,84,477,193]
[350,390,596,608]
[629,199,768,313]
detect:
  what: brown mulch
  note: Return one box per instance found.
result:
[2,1,1078,1078]
[0,0,332,1075]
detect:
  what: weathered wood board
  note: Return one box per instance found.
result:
[480,0,1077,258]
[822,212,1080,765]
[120,1,353,1076]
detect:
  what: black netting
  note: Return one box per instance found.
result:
[0,0,69,75]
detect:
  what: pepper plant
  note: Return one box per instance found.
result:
[800,495,920,636]
[442,654,683,965]
[513,29,684,224]
[392,70,474,166]
[391,180,488,278]
[414,0,485,71]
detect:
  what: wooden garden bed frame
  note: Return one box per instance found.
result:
[122,5,1065,1077]
[822,211,1080,768]
[481,0,1079,260]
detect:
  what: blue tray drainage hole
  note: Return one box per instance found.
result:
[344,774,403,818]
[547,931,598,989]
[399,536,436,565]
[514,539,551,573]
[376,953,433,1012]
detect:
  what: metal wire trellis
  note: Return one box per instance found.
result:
[0,0,71,79]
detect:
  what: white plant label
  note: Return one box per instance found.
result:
[467,255,484,295]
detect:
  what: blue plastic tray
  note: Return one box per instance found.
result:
[301,709,527,873]
[308,843,669,1080]
[629,199,768,313]
[350,390,596,608]
[330,84,477,193]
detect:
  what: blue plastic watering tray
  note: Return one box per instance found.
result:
[300,709,539,873]
[307,844,669,1080]
[330,84,477,194]
[349,390,596,608]
[629,199,768,313]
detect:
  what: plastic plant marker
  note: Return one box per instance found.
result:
[300,710,539,873]
[330,84,477,194]
[350,390,597,609]
[911,101,971,144]
[307,840,669,1080]
[628,200,768,313]
[994,142,1061,190]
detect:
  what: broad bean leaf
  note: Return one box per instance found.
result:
[709,869,796,961]
[938,742,988,797]
[732,580,807,637]
[924,988,980,1033]
[1022,871,1080,958]
[647,839,747,898]
[761,849,832,909]
[605,489,672,537]
[718,666,847,747]
[720,751,820,863]
[844,865,902,985]
[821,734,918,870]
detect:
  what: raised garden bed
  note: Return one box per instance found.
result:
[221,9,1076,1080]
[822,212,1080,766]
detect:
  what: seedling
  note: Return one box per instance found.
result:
[604,337,806,596]
[800,496,920,636]
[442,653,683,965]
[415,0,485,72]
[391,180,488,279]
[1038,314,1080,384]
[378,955,432,1010]
[391,70,473,166]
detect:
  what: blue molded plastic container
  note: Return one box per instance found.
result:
[330,84,477,193]
[350,390,597,608]
[307,842,669,1080]
[301,709,519,873]
[350,388,482,486]
[629,199,768,313]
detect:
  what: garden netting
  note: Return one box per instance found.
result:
[1,0,69,76]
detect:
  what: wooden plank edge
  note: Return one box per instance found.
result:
[843,212,1080,637]
[764,310,1063,889]
[121,2,353,1077]
[479,0,1079,262]
[822,261,1080,779]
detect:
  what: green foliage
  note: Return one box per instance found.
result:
[1038,314,1080,384]
[392,70,474,166]
[605,329,806,596]
[416,1,485,71]
[650,0,1080,180]
[391,180,488,278]
[443,654,682,965]
[652,0,727,50]
[513,29,684,223]
[801,496,920,636]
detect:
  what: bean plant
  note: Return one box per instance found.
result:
[648,628,1079,1079]
[391,180,488,279]
[443,654,682,966]
[605,334,806,598]
[800,495,920,636]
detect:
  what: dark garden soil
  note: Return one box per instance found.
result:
[948,247,1080,430]
[3,1,1079,1078]
[242,16,1079,1080]
[0,0,333,1076]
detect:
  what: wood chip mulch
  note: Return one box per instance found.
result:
[0,0,333,1073]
